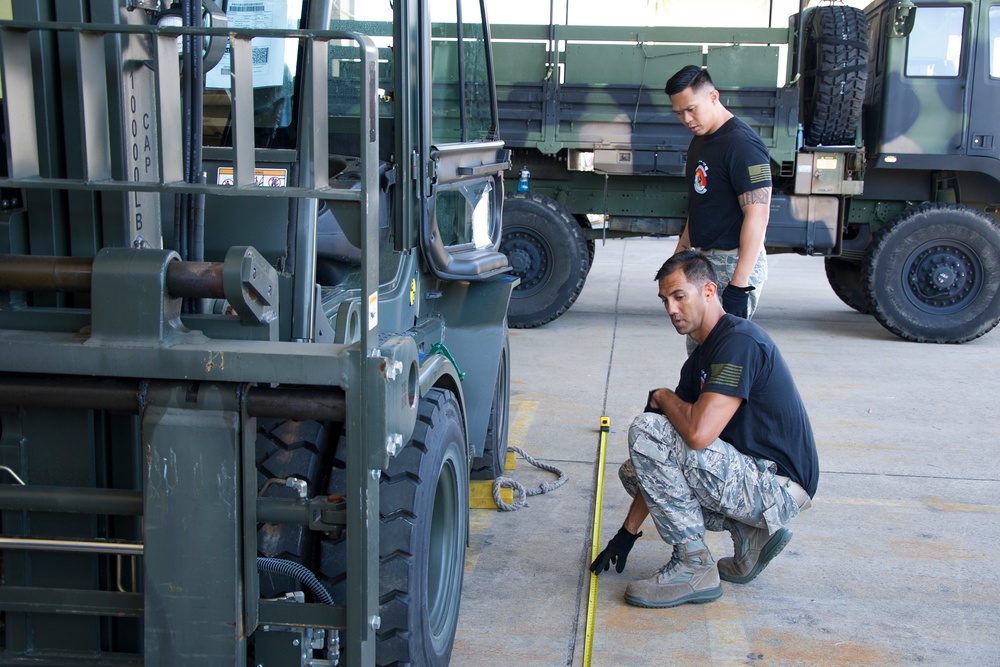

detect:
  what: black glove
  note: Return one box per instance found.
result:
[722,283,755,319]
[590,526,642,575]
[644,389,664,415]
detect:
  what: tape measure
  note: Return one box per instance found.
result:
[584,416,610,667]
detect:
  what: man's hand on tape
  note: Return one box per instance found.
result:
[590,525,642,575]
[722,283,755,319]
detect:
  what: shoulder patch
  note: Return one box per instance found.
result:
[707,363,743,388]
[748,163,771,184]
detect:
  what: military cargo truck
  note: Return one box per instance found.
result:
[494,0,1000,344]
[0,0,513,664]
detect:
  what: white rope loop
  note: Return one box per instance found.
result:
[491,446,567,511]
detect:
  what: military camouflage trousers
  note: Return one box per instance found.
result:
[702,247,768,319]
[620,412,800,546]
[687,248,768,353]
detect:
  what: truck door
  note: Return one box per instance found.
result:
[880,2,970,156]
[420,0,510,280]
[968,2,1000,160]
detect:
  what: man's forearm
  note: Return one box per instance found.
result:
[649,388,699,447]
[732,194,770,286]
[673,222,692,254]
[623,492,649,534]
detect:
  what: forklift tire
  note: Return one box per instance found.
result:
[824,257,871,314]
[802,5,869,146]
[257,391,468,666]
[501,192,591,328]
[470,328,510,480]
[861,203,1000,343]
[256,419,339,599]
[376,388,468,666]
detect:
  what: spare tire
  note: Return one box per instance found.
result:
[801,5,869,146]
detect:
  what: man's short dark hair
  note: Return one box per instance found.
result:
[654,249,718,288]
[664,66,715,96]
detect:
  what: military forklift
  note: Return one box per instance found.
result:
[0,0,514,664]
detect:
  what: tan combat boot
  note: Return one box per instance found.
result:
[624,540,722,608]
[717,520,792,584]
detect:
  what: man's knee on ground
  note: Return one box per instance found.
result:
[618,460,641,499]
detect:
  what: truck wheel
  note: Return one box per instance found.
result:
[861,203,1000,343]
[470,328,510,480]
[501,192,590,328]
[802,5,868,146]
[377,388,468,666]
[824,257,871,314]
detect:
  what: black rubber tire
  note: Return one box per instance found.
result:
[574,214,597,270]
[500,192,590,328]
[470,327,510,480]
[801,5,869,146]
[375,388,468,666]
[861,203,1000,343]
[256,390,469,665]
[256,419,339,598]
[824,257,871,314]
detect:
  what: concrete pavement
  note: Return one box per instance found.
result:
[452,237,1000,666]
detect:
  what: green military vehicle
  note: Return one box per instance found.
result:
[494,0,1000,344]
[0,0,513,664]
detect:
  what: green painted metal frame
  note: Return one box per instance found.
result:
[0,8,386,664]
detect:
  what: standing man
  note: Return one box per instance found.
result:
[590,251,818,609]
[667,65,771,321]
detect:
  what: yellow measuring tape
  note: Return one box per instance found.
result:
[583,416,610,667]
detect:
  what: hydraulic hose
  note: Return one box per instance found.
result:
[256,557,334,605]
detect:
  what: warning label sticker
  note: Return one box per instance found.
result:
[216,167,287,187]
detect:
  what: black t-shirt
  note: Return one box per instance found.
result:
[676,314,819,497]
[685,116,772,250]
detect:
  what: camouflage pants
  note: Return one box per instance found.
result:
[686,248,768,353]
[620,412,800,546]
[703,247,768,316]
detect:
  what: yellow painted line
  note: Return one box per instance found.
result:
[469,480,513,508]
[464,510,493,574]
[819,496,1000,513]
[508,399,537,447]
[583,416,610,667]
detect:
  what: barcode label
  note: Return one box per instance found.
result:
[252,47,269,65]
[229,3,265,11]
